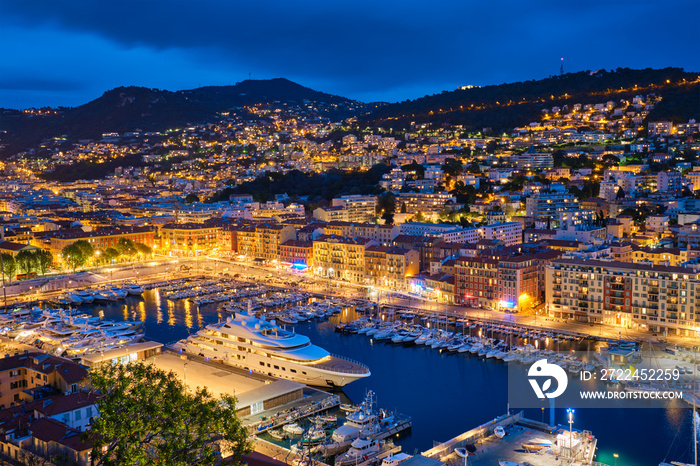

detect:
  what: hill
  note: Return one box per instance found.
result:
[363,67,700,132]
[0,79,357,158]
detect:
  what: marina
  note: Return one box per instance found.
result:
[0,278,697,465]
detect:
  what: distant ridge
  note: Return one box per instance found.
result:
[0,78,357,157]
[364,67,700,132]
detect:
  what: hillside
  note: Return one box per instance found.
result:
[364,67,700,132]
[0,79,358,158]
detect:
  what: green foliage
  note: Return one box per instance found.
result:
[376,192,396,216]
[116,238,136,258]
[134,243,153,257]
[15,250,38,275]
[61,240,94,272]
[184,194,200,204]
[400,161,425,179]
[441,158,463,177]
[37,250,53,276]
[1,253,16,281]
[365,68,699,131]
[87,362,250,466]
[210,164,391,204]
[104,248,120,263]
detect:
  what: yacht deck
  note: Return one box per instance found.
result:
[313,354,370,375]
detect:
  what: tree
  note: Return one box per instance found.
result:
[400,161,425,179]
[184,194,200,204]
[400,202,407,214]
[116,239,136,261]
[616,187,626,199]
[16,250,38,275]
[37,250,53,276]
[134,243,152,258]
[104,247,120,264]
[376,192,396,217]
[441,158,463,177]
[62,240,94,273]
[1,253,16,281]
[88,362,250,466]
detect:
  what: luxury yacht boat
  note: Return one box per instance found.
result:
[173,310,370,387]
[74,290,94,304]
[122,282,144,296]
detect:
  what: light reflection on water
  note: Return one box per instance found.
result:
[88,291,696,465]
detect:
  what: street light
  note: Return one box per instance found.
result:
[567,408,575,457]
[613,453,619,466]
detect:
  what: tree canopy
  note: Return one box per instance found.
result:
[88,361,249,466]
[61,240,94,272]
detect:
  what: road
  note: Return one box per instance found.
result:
[1,255,696,349]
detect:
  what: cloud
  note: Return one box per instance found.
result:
[0,0,698,107]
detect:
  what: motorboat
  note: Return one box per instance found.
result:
[494,426,505,438]
[73,290,94,303]
[268,429,288,440]
[521,438,554,452]
[334,437,384,466]
[283,423,304,436]
[381,453,412,466]
[122,282,144,296]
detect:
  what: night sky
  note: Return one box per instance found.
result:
[1,0,698,109]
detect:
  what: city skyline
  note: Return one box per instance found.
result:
[1,0,699,109]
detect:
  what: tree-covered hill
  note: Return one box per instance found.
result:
[363,67,700,131]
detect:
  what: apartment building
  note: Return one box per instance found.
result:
[481,222,522,246]
[280,239,314,267]
[454,254,538,312]
[525,192,578,219]
[312,235,377,283]
[400,222,480,243]
[364,245,419,289]
[47,226,157,260]
[0,353,87,409]
[396,192,459,218]
[161,223,219,255]
[324,222,400,246]
[545,258,700,336]
[254,224,296,262]
[330,195,377,222]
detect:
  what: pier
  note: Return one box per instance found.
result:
[422,411,599,466]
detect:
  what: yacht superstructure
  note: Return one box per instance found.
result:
[174,311,370,387]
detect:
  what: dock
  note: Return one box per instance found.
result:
[422,411,598,466]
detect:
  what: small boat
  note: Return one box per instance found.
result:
[521,438,554,452]
[340,403,358,413]
[283,423,304,436]
[454,448,469,458]
[494,426,506,438]
[268,429,288,440]
[498,461,520,466]
[382,453,412,466]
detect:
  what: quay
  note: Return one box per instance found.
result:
[422,411,599,466]
[152,349,340,431]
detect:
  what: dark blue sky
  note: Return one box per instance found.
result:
[1,0,698,109]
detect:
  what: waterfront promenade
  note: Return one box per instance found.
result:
[1,256,696,350]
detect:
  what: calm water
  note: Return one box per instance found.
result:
[91,290,697,466]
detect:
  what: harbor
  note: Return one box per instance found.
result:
[0,276,696,465]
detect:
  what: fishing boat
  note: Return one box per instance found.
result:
[340,403,359,413]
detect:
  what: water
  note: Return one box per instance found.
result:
[93,291,697,466]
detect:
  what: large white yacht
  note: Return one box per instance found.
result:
[173,311,370,387]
